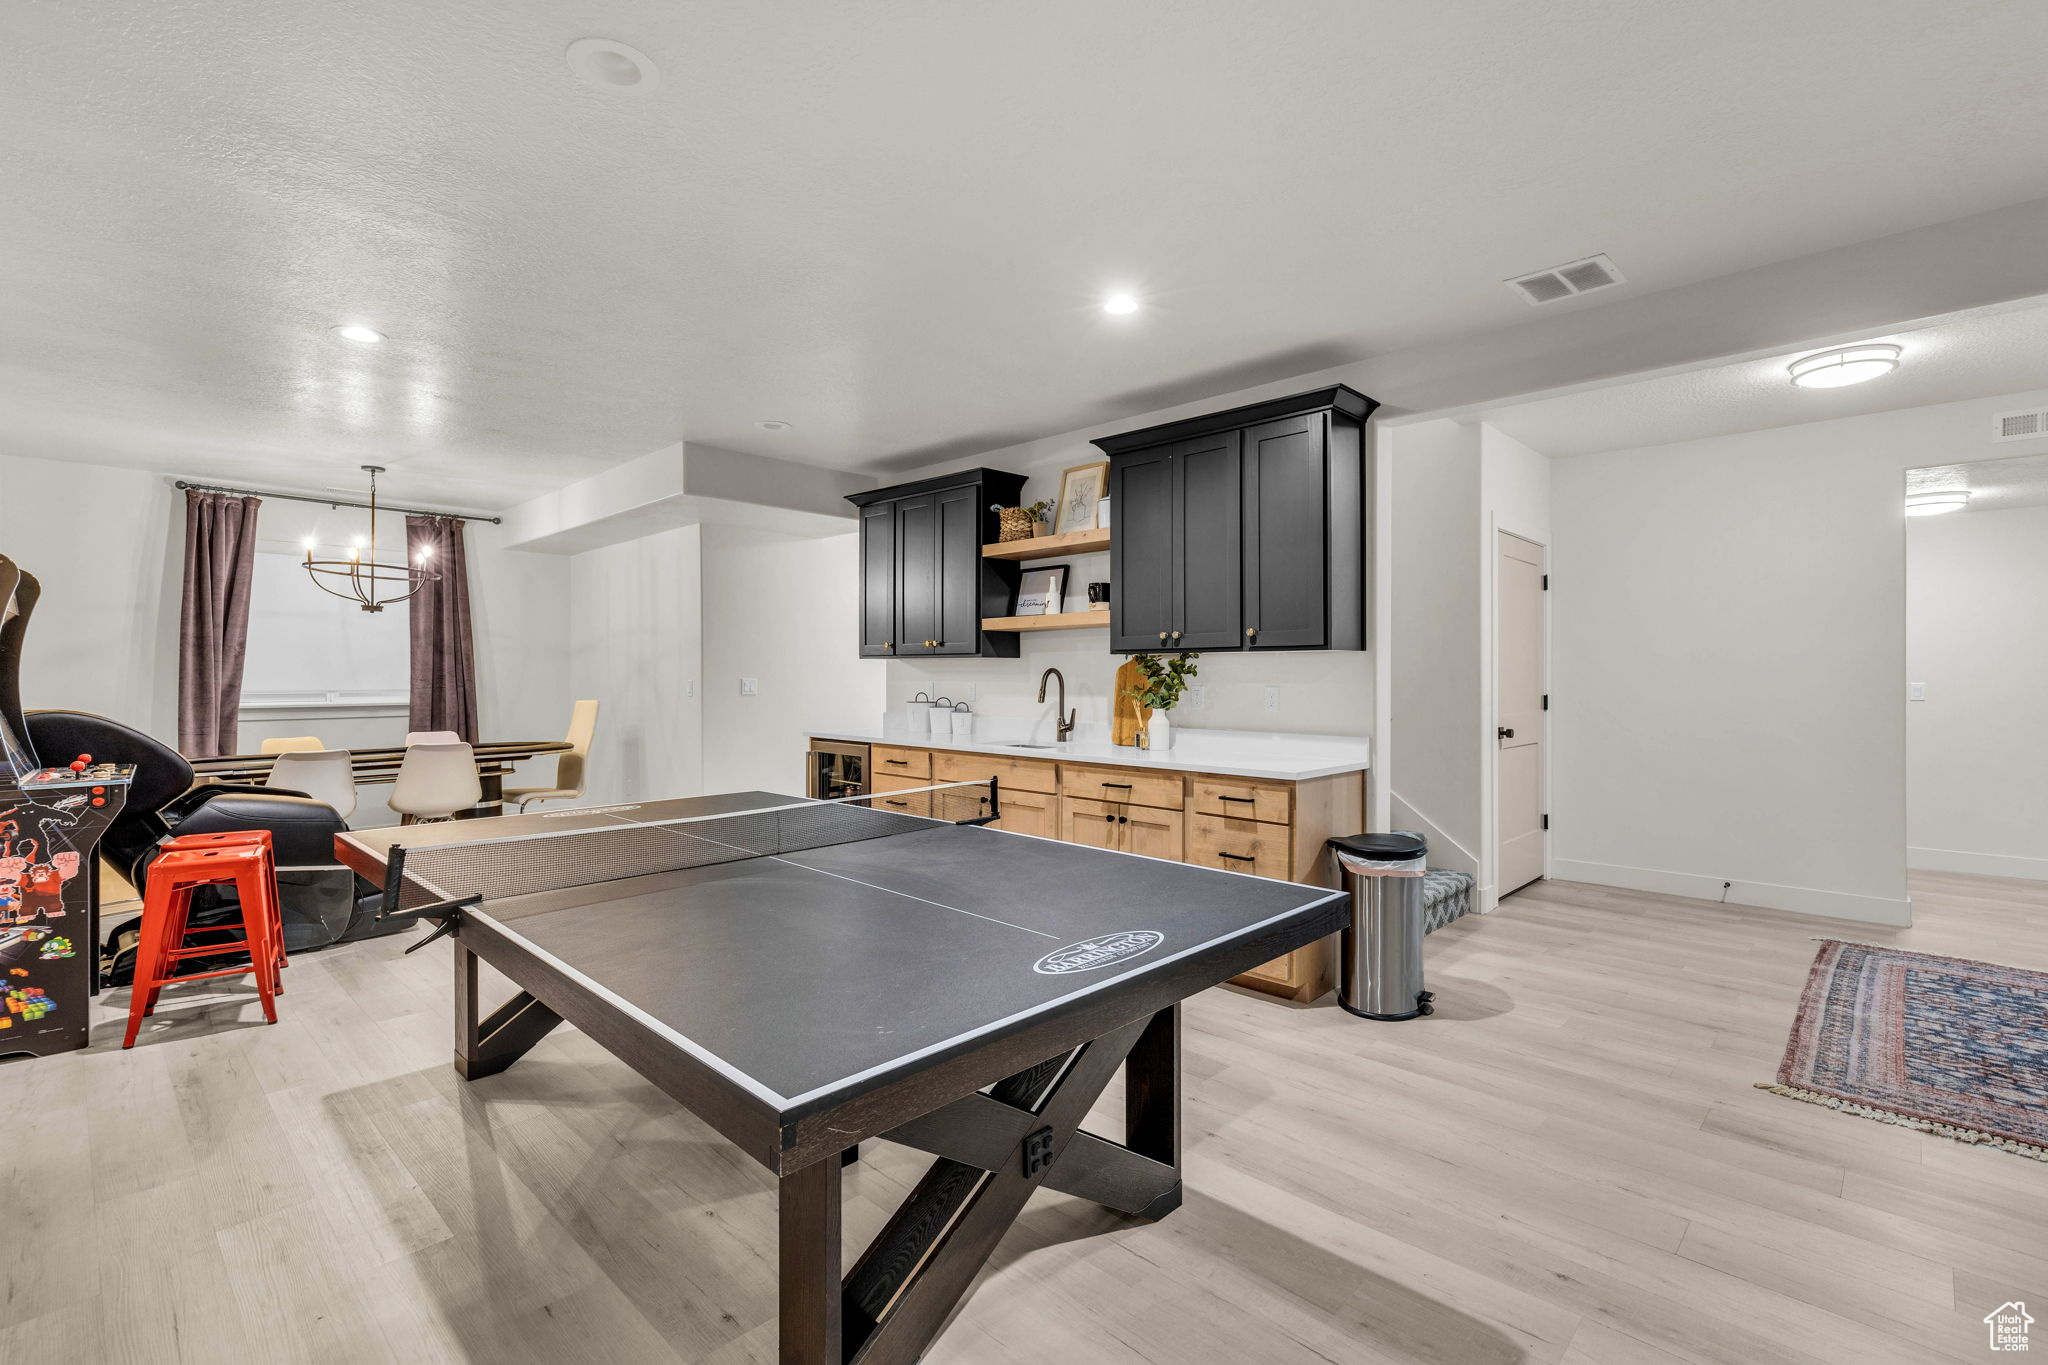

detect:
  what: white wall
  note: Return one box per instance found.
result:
[567,524,704,806]
[1477,424,1554,904]
[1386,420,1483,876]
[1907,503,2048,880]
[1550,388,2048,925]
[700,526,884,795]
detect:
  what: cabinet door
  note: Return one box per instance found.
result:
[1172,431,1243,650]
[931,483,982,656]
[1242,414,1326,649]
[989,788,1057,839]
[1109,446,1176,652]
[894,494,939,655]
[858,501,898,657]
[1121,805,1185,860]
[1059,796,1125,851]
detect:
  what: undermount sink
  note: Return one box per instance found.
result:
[1002,743,1062,750]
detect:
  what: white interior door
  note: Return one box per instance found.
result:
[1495,531,1546,896]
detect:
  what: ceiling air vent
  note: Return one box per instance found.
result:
[1992,408,2048,443]
[1506,254,1625,306]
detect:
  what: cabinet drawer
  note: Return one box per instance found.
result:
[1191,776,1291,825]
[1059,764,1183,810]
[990,788,1056,839]
[933,751,1056,795]
[1187,813,1291,880]
[872,745,930,779]
[870,773,932,817]
[1060,796,1183,860]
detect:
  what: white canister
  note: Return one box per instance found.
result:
[904,692,934,732]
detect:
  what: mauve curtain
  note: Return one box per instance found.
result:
[406,514,479,742]
[177,489,262,757]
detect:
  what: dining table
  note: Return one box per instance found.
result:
[189,738,575,818]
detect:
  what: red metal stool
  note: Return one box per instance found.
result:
[122,844,282,1048]
[161,830,287,982]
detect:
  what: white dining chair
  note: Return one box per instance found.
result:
[404,730,461,747]
[260,735,326,754]
[505,700,599,812]
[390,742,483,823]
[266,748,359,822]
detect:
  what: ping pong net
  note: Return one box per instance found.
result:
[379,779,999,916]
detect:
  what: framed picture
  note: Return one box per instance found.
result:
[1054,462,1109,535]
[1015,563,1069,616]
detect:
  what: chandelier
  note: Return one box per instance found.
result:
[302,465,436,613]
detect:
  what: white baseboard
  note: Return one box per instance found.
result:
[1549,857,1912,927]
[1907,846,2048,883]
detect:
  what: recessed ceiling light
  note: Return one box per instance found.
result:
[567,38,660,94]
[756,420,793,431]
[1788,343,1901,389]
[1906,490,1970,517]
[333,324,384,344]
[1102,293,1140,315]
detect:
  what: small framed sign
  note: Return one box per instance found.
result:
[1015,563,1069,616]
[1054,462,1109,535]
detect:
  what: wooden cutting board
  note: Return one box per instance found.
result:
[1111,658,1151,747]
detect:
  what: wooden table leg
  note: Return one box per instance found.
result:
[779,1155,843,1365]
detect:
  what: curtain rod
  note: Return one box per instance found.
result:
[173,479,503,524]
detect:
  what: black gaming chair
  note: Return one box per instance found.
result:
[24,710,380,967]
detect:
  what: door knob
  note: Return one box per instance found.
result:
[1498,726,1515,740]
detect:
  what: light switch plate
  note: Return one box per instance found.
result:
[1908,682,1926,701]
[1185,685,1206,710]
[740,677,759,696]
[685,680,695,698]
[1264,686,1280,713]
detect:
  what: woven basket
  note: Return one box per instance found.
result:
[997,507,1045,542]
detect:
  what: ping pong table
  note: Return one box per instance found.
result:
[337,783,1348,1365]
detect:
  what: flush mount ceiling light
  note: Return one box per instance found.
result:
[756,419,793,431]
[1905,490,1970,517]
[1102,293,1140,315]
[1788,343,1901,389]
[332,324,384,344]
[567,38,660,94]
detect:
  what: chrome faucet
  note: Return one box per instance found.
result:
[1036,667,1076,743]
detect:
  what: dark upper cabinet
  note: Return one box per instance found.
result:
[1095,385,1375,654]
[848,468,1026,659]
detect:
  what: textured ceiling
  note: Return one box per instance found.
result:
[9,1,2048,507]
[1483,301,2048,458]
[1908,451,2048,513]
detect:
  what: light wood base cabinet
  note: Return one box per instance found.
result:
[819,738,1365,1005]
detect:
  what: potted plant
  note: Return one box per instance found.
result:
[992,499,1054,542]
[1124,652,1199,751]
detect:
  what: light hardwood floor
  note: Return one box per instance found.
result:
[4,870,2045,1364]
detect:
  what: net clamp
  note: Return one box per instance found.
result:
[396,893,483,954]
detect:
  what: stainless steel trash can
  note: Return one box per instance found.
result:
[1327,832,1434,1020]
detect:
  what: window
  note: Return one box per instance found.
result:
[240,549,409,709]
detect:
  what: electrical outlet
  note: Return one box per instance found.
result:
[1264,686,1280,713]
[740,677,759,696]
[1185,685,1206,710]
[685,680,695,698]
[963,682,977,703]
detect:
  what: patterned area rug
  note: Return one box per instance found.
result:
[1761,940,2048,1160]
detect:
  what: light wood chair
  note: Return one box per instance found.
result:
[505,700,598,812]
[404,729,461,746]
[265,749,359,822]
[390,742,482,823]
[259,736,325,754]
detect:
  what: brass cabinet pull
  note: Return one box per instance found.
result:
[1158,632,1167,641]
[1170,631,1182,641]
[1245,626,1257,638]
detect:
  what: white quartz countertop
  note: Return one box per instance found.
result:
[805,721,1370,782]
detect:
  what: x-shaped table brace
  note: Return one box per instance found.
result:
[779,1005,1183,1365]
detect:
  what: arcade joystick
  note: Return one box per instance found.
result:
[68,754,91,773]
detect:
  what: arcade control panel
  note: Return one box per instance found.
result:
[1,754,134,1057]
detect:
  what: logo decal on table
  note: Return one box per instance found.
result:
[1033,931,1164,975]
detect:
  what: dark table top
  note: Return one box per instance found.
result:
[339,790,1347,1116]
[192,738,573,779]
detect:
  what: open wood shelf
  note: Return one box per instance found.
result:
[981,527,1112,561]
[981,608,1112,633]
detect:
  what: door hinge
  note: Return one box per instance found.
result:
[1542,573,1549,590]
[1542,693,1549,710]
[1541,814,1549,830]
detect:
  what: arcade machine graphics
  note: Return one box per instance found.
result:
[0,761,132,1056]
